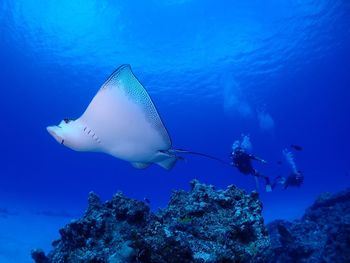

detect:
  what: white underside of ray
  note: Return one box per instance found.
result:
[77,65,173,166]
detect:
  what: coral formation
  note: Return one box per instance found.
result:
[268,188,350,262]
[32,181,350,263]
[32,180,270,263]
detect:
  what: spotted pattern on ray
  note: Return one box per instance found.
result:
[100,65,171,147]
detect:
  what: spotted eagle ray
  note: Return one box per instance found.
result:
[47,65,224,170]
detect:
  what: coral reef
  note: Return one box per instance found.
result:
[268,188,350,263]
[32,181,350,263]
[32,180,270,263]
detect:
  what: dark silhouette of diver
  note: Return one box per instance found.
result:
[272,171,304,189]
[230,146,272,192]
[272,148,304,189]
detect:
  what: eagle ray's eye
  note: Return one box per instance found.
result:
[64,118,71,124]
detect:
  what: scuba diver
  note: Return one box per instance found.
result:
[272,149,304,189]
[230,135,272,192]
[272,171,304,189]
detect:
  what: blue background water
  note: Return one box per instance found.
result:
[0,0,350,262]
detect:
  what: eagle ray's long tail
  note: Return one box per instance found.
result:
[170,148,230,166]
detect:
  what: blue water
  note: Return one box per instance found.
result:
[1,0,350,262]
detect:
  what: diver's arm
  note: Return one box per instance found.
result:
[250,154,267,164]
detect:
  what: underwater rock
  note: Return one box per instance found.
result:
[31,249,49,263]
[32,180,270,263]
[268,188,350,263]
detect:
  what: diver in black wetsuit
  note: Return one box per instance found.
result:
[272,148,304,190]
[230,146,272,192]
[272,171,304,189]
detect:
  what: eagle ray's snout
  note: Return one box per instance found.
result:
[47,126,63,144]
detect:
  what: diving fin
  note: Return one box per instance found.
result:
[265,184,272,192]
[254,176,260,190]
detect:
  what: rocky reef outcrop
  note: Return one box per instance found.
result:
[268,188,350,263]
[32,180,270,263]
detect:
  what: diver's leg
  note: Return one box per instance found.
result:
[253,175,260,191]
[251,169,260,190]
[253,170,272,192]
